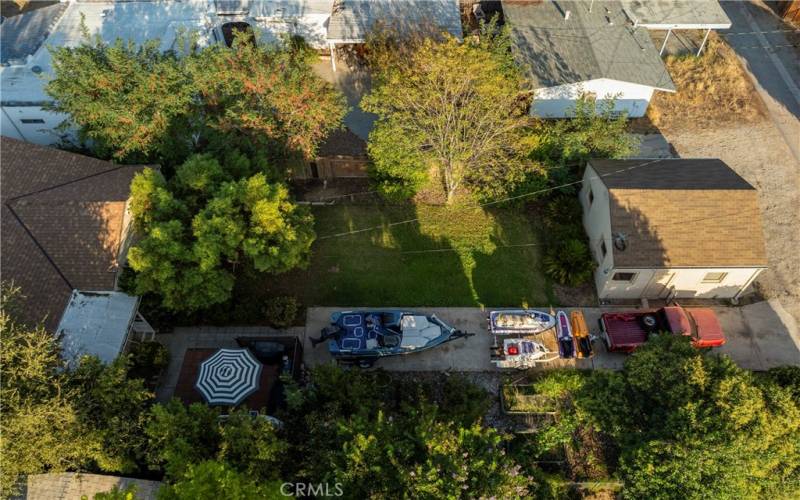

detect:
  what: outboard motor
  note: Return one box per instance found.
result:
[310,325,341,348]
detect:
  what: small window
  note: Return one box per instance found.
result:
[20,118,45,124]
[702,272,727,284]
[612,272,637,282]
[600,240,607,258]
[587,188,594,206]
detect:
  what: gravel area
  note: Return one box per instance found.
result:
[660,121,800,325]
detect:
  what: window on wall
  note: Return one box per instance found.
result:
[587,188,594,206]
[612,272,637,282]
[20,118,45,124]
[702,272,728,283]
[600,240,607,258]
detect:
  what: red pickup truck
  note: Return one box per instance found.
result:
[599,306,725,353]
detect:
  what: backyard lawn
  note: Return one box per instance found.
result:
[260,203,552,307]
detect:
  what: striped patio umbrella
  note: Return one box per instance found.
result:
[195,348,262,405]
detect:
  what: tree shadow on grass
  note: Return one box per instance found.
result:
[251,203,475,308]
[470,207,551,308]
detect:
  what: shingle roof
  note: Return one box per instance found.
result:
[588,158,767,268]
[327,0,463,42]
[620,0,732,29]
[0,137,145,330]
[503,0,675,90]
[317,127,368,157]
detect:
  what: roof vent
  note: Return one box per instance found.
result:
[613,233,628,251]
[31,65,42,74]
[564,10,571,22]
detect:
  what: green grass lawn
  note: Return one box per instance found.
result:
[260,203,553,307]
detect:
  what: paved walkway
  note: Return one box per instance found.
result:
[153,301,799,400]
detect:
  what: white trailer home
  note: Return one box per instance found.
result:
[0,0,334,145]
[580,158,768,301]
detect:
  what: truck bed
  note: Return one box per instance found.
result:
[601,313,649,352]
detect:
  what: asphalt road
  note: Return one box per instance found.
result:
[721,1,800,162]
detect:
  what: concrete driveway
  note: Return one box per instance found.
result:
[303,302,800,372]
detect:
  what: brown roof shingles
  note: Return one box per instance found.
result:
[589,158,768,269]
[1,136,145,330]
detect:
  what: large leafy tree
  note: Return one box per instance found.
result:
[145,401,286,482]
[190,36,347,160]
[362,26,538,203]
[46,36,195,164]
[0,286,154,497]
[46,31,346,165]
[533,337,800,499]
[126,153,314,312]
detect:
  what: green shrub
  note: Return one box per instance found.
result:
[262,296,300,328]
[544,239,594,286]
[128,342,170,381]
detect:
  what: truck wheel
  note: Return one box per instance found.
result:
[358,360,375,369]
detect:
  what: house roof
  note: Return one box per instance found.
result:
[317,127,368,157]
[1,0,333,106]
[1,136,145,330]
[0,1,68,65]
[327,0,463,42]
[502,0,675,91]
[1,0,215,105]
[56,290,140,364]
[620,0,732,29]
[589,158,768,268]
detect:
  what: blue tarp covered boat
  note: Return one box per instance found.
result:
[311,311,473,367]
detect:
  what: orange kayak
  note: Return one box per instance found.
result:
[570,311,593,358]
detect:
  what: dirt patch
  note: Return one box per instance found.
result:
[553,284,599,307]
[661,121,800,324]
[647,33,768,131]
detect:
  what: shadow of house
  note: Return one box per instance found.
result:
[0,136,146,330]
[580,158,769,302]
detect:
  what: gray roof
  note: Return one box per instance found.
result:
[621,0,732,29]
[503,0,675,90]
[590,158,755,190]
[327,0,463,42]
[0,2,68,65]
[56,291,139,364]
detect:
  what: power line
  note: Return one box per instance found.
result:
[401,242,541,255]
[317,159,664,240]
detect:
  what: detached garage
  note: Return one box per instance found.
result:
[580,158,768,301]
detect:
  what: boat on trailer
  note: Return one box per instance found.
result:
[488,309,559,369]
[488,309,556,336]
[312,310,473,367]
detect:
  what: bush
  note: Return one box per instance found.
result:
[262,296,300,328]
[128,342,170,381]
[544,239,594,286]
